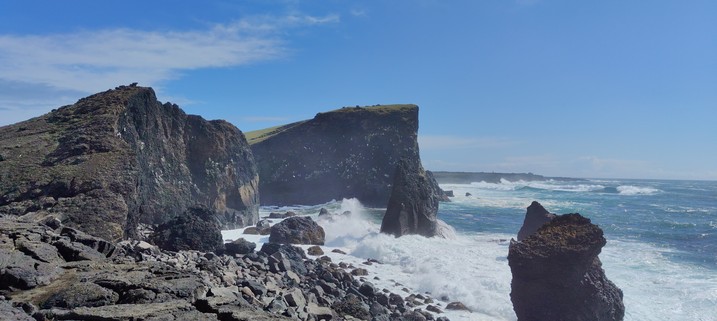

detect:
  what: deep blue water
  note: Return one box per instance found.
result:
[438,179,717,269]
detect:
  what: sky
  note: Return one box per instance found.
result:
[0,0,715,180]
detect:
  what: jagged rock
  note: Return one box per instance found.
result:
[351,268,368,276]
[358,282,377,298]
[43,300,212,320]
[318,208,330,216]
[332,294,370,320]
[0,85,258,241]
[150,206,224,252]
[283,288,306,308]
[517,201,556,241]
[508,213,625,321]
[256,219,272,230]
[249,104,421,207]
[269,216,325,245]
[268,212,296,219]
[0,301,34,321]
[225,238,256,256]
[380,159,441,237]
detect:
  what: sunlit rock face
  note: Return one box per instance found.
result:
[249,104,420,207]
[0,85,259,241]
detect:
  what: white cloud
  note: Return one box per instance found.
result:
[0,13,339,125]
[418,134,518,151]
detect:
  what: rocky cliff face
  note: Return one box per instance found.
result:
[509,213,625,321]
[0,85,259,241]
[517,201,556,241]
[380,158,441,237]
[248,105,420,207]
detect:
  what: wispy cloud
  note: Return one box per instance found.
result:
[419,135,518,151]
[0,13,339,125]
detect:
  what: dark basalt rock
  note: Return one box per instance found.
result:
[149,206,224,252]
[269,216,325,245]
[249,104,420,207]
[41,282,119,309]
[225,238,256,256]
[517,201,557,241]
[508,213,625,321]
[380,158,441,237]
[0,85,258,241]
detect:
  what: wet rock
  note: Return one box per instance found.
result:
[269,216,325,245]
[150,206,224,252]
[319,208,330,216]
[225,238,256,256]
[332,294,370,320]
[516,201,557,241]
[331,249,347,255]
[445,301,470,311]
[358,281,377,298]
[509,213,625,321]
[351,268,368,276]
[307,245,324,256]
[380,158,441,237]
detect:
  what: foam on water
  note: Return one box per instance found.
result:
[617,185,661,195]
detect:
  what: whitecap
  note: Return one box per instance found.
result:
[617,185,660,195]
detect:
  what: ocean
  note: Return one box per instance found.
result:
[224,178,717,321]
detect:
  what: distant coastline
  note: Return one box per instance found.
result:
[431,171,584,184]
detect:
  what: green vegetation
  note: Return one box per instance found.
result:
[244,121,307,145]
[325,104,417,115]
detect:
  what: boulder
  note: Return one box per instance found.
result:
[508,213,625,321]
[380,159,441,237]
[269,216,325,245]
[517,201,556,241]
[307,246,324,256]
[225,238,256,256]
[149,206,224,252]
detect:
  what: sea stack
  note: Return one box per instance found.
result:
[0,85,259,241]
[508,213,625,321]
[517,201,556,241]
[379,158,441,237]
[248,104,420,207]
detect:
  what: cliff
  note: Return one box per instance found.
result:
[0,85,259,241]
[248,104,420,207]
[432,171,582,184]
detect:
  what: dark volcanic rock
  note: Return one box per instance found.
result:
[0,85,258,241]
[249,104,420,207]
[508,213,625,321]
[225,238,256,255]
[517,201,557,241]
[269,216,325,245]
[380,158,441,237]
[150,206,224,252]
[41,282,119,309]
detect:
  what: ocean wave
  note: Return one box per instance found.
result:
[616,185,660,195]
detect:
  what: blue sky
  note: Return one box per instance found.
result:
[0,0,715,180]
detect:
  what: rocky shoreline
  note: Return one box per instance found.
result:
[0,214,463,321]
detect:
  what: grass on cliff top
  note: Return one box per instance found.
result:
[244,104,416,145]
[326,104,417,115]
[245,121,307,145]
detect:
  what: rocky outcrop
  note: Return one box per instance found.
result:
[248,104,421,207]
[508,213,625,321]
[2,210,451,321]
[380,158,441,237]
[269,216,325,245]
[149,206,224,253]
[517,201,557,241]
[0,85,258,241]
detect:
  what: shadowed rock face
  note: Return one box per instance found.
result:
[249,105,419,207]
[517,201,557,241]
[380,158,441,237]
[0,85,258,241]
[508,213,625,321]
[149,206,224,253]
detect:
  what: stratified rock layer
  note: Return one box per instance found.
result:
[0,85,258,240]
[380,158,441,237]
[517,201,556,241]
[508,213,625,321]
[248,105,419,207]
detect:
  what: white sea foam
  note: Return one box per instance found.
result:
[617,185,660,195]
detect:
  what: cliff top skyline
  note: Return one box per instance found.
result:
[0,0,714,180]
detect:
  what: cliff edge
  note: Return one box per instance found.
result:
[248,105,420,207]
[0,85,259,241]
